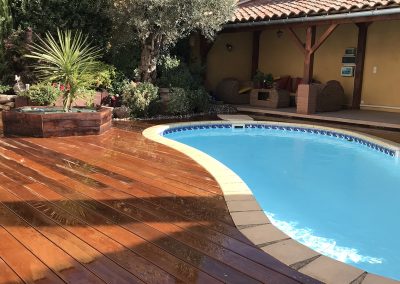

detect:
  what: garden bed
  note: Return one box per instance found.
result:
[2,106,112,138]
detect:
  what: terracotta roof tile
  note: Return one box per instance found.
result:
[234,0,400,22]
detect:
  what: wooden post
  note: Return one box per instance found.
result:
[352,23,370,109]
[251,30,261,78]
[303,26,316,84]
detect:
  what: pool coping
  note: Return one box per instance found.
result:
[143,120,400,284]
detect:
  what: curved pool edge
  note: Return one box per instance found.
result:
[143,120,400,284]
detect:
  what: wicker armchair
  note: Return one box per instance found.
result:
[215,78,252,104]
[315,80,345,112]
[250,88,290,108]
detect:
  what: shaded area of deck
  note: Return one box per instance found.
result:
[0,121,319,283]
[237,106,400,131]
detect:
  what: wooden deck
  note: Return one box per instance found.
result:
[237,106,400,131]
[0,120,319,284]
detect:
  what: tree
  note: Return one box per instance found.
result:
[111,0,236,82]
[0,0,12,81]
[0,0,12,40]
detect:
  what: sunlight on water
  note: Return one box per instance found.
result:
[266,212,384,265]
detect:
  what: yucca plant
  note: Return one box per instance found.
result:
[26,29,103,111]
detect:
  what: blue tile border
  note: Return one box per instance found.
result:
[162,123,398,157]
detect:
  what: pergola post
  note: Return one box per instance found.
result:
[352,23,370,109]
[303,26,316,84]
[251,30,261,78]
[292,24,338,114]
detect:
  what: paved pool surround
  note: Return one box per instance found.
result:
[143,120,400,284]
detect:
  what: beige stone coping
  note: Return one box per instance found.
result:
[143,120,400,284]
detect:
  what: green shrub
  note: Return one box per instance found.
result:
[157,55,199,90]
[76,88,96,107]
[122,82,159,117]
[167,87,191,115]
[189,88,210,113]
[20,82,62,106]
[0,84,11,93]
[94,63,116,90]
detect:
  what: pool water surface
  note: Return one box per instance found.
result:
[164,125,400,280]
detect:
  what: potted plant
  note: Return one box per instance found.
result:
[1,29,112,137]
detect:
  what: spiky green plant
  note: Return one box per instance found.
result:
[26,29,103,111]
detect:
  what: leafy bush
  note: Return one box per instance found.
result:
[167,88,191,115]
[94,63,116,90]
[0,84,11,93]
[122,82,159,117]
[76,88,96,107]
[189,88,210,113]
[20,82,62,106]
[157,55,193,89]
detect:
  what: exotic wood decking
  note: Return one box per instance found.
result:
[0,121,319,284]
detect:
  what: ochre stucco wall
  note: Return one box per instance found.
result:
[206,20,400,112]
[206,32,253,90]
[362,20,400,112]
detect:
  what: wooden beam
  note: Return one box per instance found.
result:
[310,24,338,54]
[288,28,305,53]
[251,30,261,77]
[352,23,370,109]
[303,26,316,84]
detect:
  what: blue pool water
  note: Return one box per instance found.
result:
[164,125,400,280]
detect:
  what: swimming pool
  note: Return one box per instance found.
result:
[149,122,400,281]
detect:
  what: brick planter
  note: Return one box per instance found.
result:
[2,107,112,138]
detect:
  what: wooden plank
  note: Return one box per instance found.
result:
[0,181,179,284]
[0,125,322,284]
[251,30,262,77]
[0,140,311,283]
[303,26,316,84]
[0,204,103,283]
[0,257,23,284]
[0,227,64,284]
[0,185,144,284]
[352,23,370,109]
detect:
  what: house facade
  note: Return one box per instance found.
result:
[204,0,400,113]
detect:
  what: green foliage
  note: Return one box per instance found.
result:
[26,29,103,111]
[10,0,112,49]
[94,62,116,90]
[75,88,96,107]
[20,82,62,106]
[167,87,191,115]
[122,82,159,117]
[189,88,210,113]
[108,71,129,96]
[157,55,204,90]
[166,87,210,115]
[0,84,10,93]
[253,70,274,88]
[0,28,35,84]
[0,0,12,41]
[111,0,236,81]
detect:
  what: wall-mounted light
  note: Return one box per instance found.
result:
[226,43,233,52]
[277,29,284,38]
